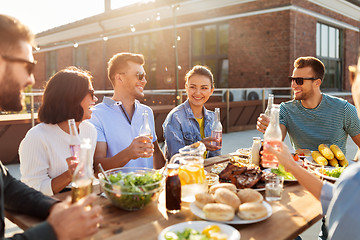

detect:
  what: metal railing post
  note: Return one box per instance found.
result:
[226,89,230,133]
[179,90,183,103]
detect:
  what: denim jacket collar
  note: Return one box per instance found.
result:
[183,99,212,124]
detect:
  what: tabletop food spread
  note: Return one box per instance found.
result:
[7,144,334,240]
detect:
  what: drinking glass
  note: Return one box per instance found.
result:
[265,176,284,201]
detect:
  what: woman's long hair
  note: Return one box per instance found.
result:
[38,66,93,124]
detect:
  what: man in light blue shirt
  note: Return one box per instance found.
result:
[89,53,166,171]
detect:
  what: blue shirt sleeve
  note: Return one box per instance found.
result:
[326,164,360,239]
[88,112,106,142]
[320,181,334,214]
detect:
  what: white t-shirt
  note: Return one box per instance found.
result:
[19,121,97,195]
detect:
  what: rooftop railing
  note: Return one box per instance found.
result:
[20,87,351,129]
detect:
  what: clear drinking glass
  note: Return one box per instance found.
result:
[265,175,284,201]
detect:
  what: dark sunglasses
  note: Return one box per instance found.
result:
[1,55,37,75]
[136,71,145,81]
[288,76,318,85]
[119,71,146,80]
[88,89,95,99]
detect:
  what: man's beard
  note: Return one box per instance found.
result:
[293,88,314,101]
[0,65,24,112]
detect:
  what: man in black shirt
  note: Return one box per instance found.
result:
[0,14,102,240]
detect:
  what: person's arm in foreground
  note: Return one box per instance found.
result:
[264,142,323,199]
[47,194,102,240]
[3,164,102,240]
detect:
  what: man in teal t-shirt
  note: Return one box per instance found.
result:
[257,56,360,154]
[257,56,360,240]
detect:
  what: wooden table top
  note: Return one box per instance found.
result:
[6,155,322,240]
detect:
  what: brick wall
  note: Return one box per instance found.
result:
[32,0,360,93]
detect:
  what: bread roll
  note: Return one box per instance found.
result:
[237,202,268,220]
[203,203,235,221]
[209,183,237,194]
[237,189,263,203]
[213,188,241,210]
[194,192,215,209]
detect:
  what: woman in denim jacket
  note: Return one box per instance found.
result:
[162,65,221,159]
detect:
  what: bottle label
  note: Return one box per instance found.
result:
[211,130,222,147]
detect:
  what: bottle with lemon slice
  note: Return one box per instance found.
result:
[169,142,208,202]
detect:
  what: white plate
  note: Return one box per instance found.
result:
[190,202,272,224]
[253,187,266,191]
[263,168,297,182]
[314,167,338,181]
[158,221,241,240]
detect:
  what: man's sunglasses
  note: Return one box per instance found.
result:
[136,71,146,81]
[119,71,146,80]
[1,55,37,75]
[288,76,318,85]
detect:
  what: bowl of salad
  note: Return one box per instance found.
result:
[98,167,164,211]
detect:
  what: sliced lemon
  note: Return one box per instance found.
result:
[178,170,191,185]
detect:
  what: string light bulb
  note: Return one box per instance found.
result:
[73,42,79,48]
[130,25,136,32]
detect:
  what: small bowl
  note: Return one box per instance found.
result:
[98,167,164,211]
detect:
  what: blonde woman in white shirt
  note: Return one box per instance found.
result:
[19,66,98,195]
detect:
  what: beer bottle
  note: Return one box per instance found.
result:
[71,138,93,203]
[264,94,274,118]
[262,104,282,168]
[68,119,81,161]
[211,108,222,147]
[139,110,153,141]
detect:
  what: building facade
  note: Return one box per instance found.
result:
[33,0,360,104]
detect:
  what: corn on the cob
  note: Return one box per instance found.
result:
[328,158,339,167]
[338,159,349,167]
[312,151,328,166]
[318,144,334,160]
[330,144,345,161]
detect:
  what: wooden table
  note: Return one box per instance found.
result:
[6,155,322,240]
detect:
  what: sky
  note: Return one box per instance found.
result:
[0,0,147,34]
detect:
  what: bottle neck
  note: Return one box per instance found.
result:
[73,146,94,181]
[269,108,279,126]
[143,114,149,125]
